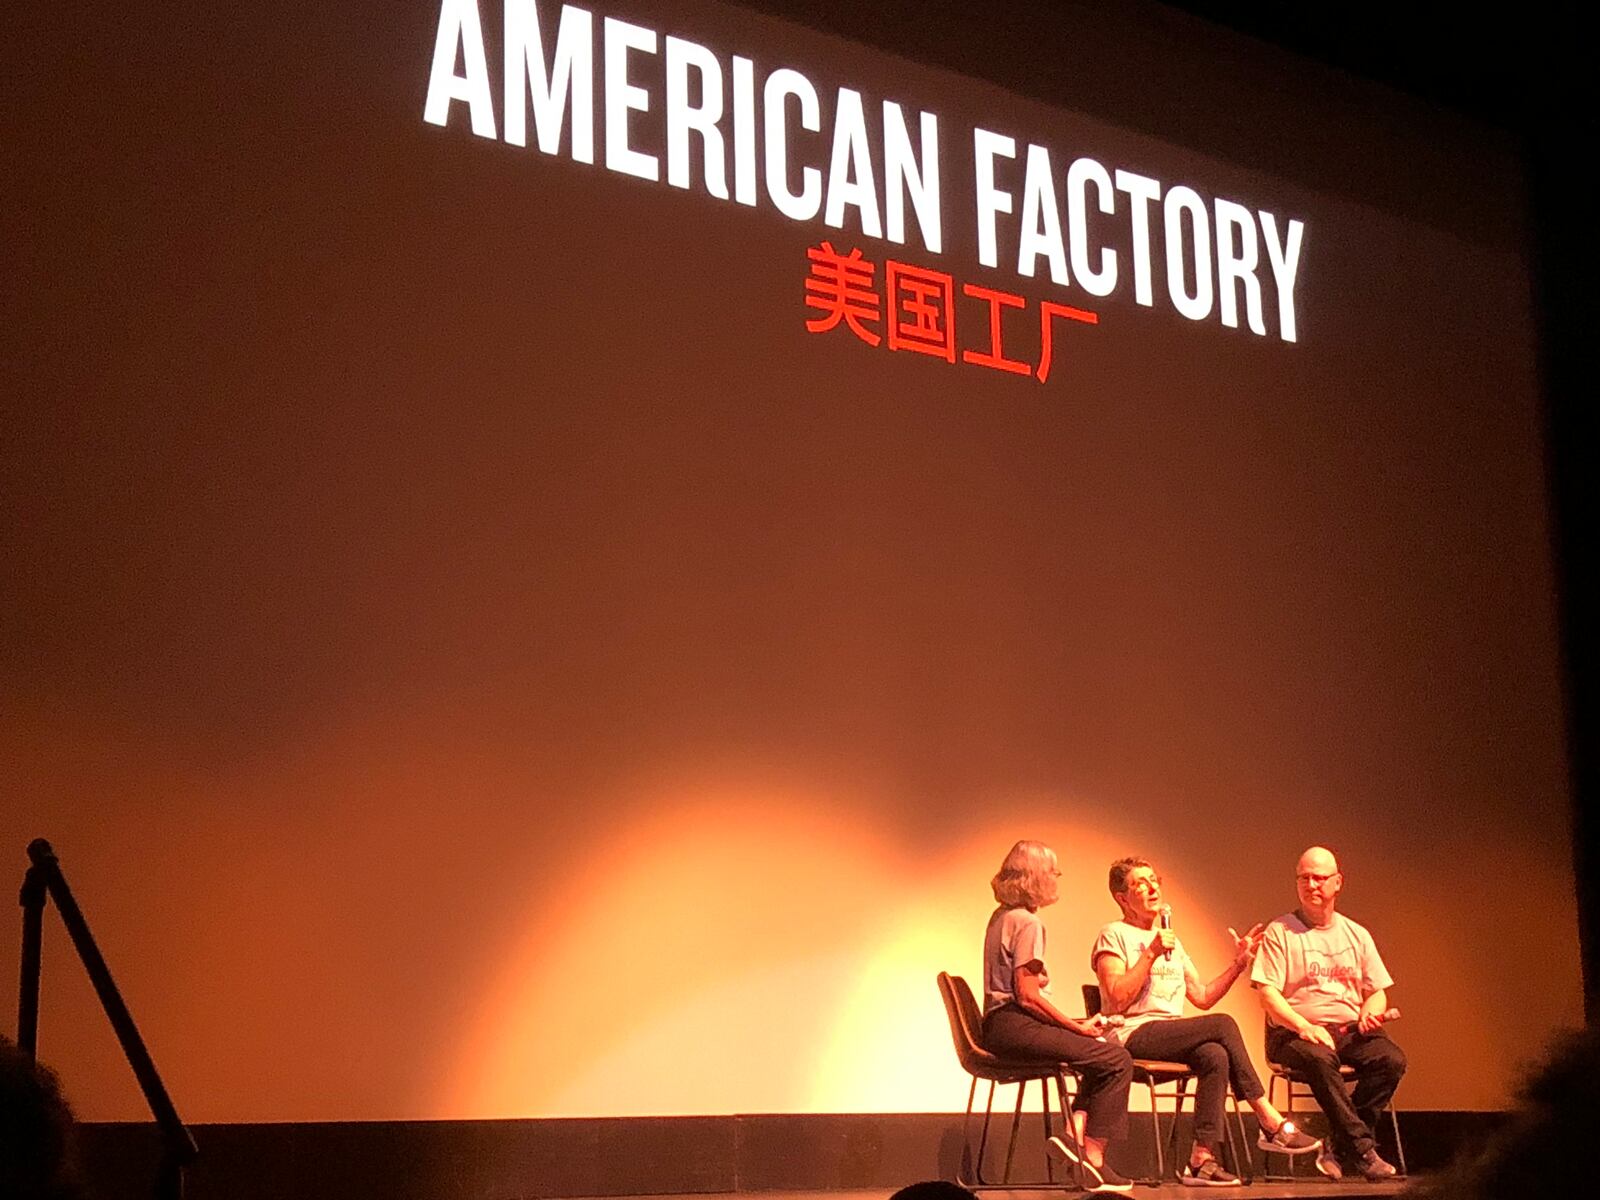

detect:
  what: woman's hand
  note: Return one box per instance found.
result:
[1071,1013,1112,1036]
[1143,928,1176,962]
[1230,923,1266,966]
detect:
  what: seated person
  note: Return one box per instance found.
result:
[1093,857,1321,1186]
[1251,845,1407,1181]
[983,839,1135,1194]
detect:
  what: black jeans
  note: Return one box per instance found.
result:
[983,1005,1134,1140]
[1266,1024,1407,1159]
[1124,1014,1264,1152]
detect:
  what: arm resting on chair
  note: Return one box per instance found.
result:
[1016,962,1106,1037]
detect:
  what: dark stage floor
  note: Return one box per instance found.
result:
[556,1187,1410,1200]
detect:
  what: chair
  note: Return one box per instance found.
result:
[936,972,1081,1189]
[1263,1047,1407,1179]
[1081,983,1252,1184]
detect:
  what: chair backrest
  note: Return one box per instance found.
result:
[936,972,991,1074]
[1082,983,1103,1017]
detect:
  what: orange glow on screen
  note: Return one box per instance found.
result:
[451,790,1272,1117]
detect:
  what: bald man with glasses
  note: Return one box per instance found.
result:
[1251,846,1407,1181]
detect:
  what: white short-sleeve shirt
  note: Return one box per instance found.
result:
[1250,910,1393,1026]
[1090,919,1193,1043]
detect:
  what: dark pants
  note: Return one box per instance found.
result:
[984,1005,1134,1140]
[1266,1025,1406,1160]
[1125,1014,1265,1152]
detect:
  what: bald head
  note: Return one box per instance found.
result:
[1298,846,1340,876]
[1295,845,1343,923]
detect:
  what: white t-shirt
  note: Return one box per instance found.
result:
[1090,919,1193,1043]
[984,905,1051,1014]
[1250,910,1393,1026]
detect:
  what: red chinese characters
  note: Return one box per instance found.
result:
[804,243,1099,382]
[805,242,881,346]
[884,260,957,362]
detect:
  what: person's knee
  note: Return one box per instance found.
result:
[1192,1041,1229,1076]
[1083,1043,1134,1085]
[1372,1040,1407,1081]
[1209,1013,1243,1039]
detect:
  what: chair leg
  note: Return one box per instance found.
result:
[1002,1077,1027,1182]
[1389,1106,1407,1176]
[1225,1089,1253,1183]
[1055,1072,1085,1190]
[958,1077,978,1185]
[1146,1076,1166,1183]
[1162,1076,1189,1181]
[1039,1077,1055,1183]
[958,1073,1084,1192]
[1262,1074,1292,1182]
[973,1080,998,1185]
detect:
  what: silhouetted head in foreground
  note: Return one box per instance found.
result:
[0,1035,88,1200]
[1403,1025,1600,1200]
[889,1182,978,1200]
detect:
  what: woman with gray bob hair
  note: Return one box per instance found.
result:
[981,840,1135,1194]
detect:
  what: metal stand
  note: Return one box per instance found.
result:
[16,838,199,1200]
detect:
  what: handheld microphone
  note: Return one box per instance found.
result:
[1158,904,1173,959]
[1335,1007,1401,1035]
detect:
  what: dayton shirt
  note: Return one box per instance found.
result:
[1250,910,1393,1026]
[1090,919,1192,1044]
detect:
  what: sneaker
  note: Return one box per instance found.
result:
[1082,1162,1135,1194]
[1181,1159,1243,1187]
[1045,1137,1132,1193]
[1314,1148,1344,1181]
[1356,1148,1398,1181]
[1258,1120,1322,1155]
[1046,1135,1075,1166]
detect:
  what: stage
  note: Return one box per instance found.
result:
[602,1189,1409,1200]
[74,1113,1471,1200]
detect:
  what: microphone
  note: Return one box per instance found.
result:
[1335,1007,1401,1035]
[1159,904,1173,959]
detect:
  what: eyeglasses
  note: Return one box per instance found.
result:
[1296,872,1338,885]
[1128,876,1162,892]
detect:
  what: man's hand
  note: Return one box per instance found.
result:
[1298,1022,1336,1050]
[1229,923,1266,966]
[1357,998,1386,1034]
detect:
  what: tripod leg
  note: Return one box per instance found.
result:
[155,1150,185,1200]
[17,865,47,1057]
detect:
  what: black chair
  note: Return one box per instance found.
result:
[936,972,1081,1189]
[1081,983,1252,1183]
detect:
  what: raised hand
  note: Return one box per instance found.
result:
[1229,923,1267,965]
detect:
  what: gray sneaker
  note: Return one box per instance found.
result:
[1314,1148,1344,1180]
[1083,1162,1135,1194]
[1357,1148,1399,1180]
[1258,1120,1321,1155]
[1181,1159,1243,1187]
